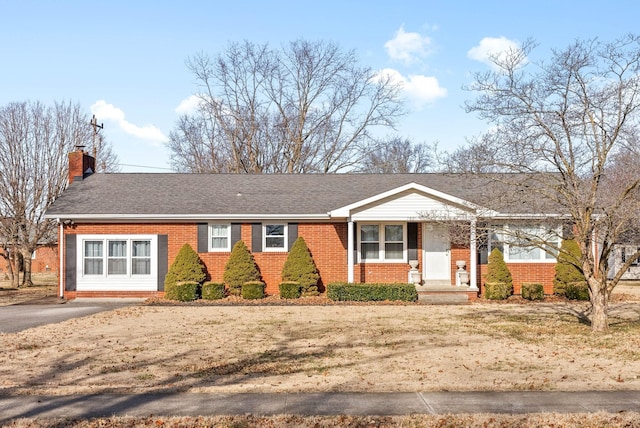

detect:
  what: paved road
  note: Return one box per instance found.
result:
[1,391,640,423]
[0,299,143,333]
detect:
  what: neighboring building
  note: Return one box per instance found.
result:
[609,244,640,280]
[45,150,565,300]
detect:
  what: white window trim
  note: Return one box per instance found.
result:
[357,222,407,263]
[208,223,231,252]
[79,235,157,278]
[489,225,560,263]
[263,223,288,252]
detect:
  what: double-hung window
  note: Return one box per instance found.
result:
[359,223,406,262]
[209,224,231,251]
[264,224,286,251]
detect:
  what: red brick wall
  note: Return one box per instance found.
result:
[478,262,556,295]
[31,246,59,273]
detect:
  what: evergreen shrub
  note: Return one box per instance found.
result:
[281,237,320,296]
[279,281,301,299]
[242,281,265,299]
[327,282,418,302]
[202,282,226,300]
[554,239,585,296]
[565,281,590,301]
[164,243,206,300]
[521,282,544,301]
[483,248,513,299]
[224,241,260,296]
[165,281,199,302]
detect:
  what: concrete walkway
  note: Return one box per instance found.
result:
[2,391,640,422]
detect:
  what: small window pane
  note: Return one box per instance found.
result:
[132,258,151,275]
[109,240,127,257]
[266,224,284,236]
[362,243,379,260]
[211,237,228,249]
[385,243,404,260]
[84,259,103,275]
[132,241,150,257]
[385,225,403,242]
[108,259,127,275]
[361,225,379,242]
[266,237,285,248]
[84,241,103,257]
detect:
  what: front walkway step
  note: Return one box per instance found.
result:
[417,293,469,304]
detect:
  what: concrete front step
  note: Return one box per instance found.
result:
[418,293,470,304]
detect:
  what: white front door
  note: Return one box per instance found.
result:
[423,223,451,284]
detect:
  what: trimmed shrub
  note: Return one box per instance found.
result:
[484,282,512,300]
[281,237,320,296]
[327,282,418,302]
[279,281,301,299]
[164,243,206,300]
[521,282,544,301]
[224,241,260,296]
[565,281,590,301]
[554,239,585,296]
[165,281,199,302]
[242,281,265,299]
[202,282,226,300]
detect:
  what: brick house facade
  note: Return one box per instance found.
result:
[46,150,560,300]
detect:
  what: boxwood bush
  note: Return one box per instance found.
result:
[279,281,301,299]
[242,281,265,299]
[521,282,544,301]
[484,282,512,300]
[565,281,590,301]
[327,282,418,302]
[202,282,226,300]
[165,281,199,302]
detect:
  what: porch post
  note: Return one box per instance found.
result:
[469,218,478,290]
[347,219,354,283]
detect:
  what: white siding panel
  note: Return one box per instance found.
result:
[351,190,471,221]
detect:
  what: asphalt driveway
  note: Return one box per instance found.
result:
[0,299,143,333]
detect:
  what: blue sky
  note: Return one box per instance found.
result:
[1,0,638,172]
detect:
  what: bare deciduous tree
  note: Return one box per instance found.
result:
[169,39,405,173]
[0,101,118,287]
[356,136,436,173]
[465,35,640,332]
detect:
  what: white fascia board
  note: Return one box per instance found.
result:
[329,182,487,218]
[484,213,570,220]
[44,213,331,221]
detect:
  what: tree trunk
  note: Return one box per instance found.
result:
[21,250,33,288]
[10,250,20,288]
[590,279,609,332]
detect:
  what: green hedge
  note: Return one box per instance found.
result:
[202,282,226,300]
[327,282,417,302]
[164,281,199,302]
[279,281,301,299]
[565,281,590,301]
[484,281,512,300]
[521,282,544,301]
[242,281,265,299]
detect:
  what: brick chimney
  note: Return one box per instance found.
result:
[68,147,96,185]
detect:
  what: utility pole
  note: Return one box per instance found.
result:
[90,114,104,165]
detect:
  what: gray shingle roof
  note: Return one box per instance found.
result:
[45,173,557,218]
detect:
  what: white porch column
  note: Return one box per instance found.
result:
[347,219,354,283]
[469,218,478,290]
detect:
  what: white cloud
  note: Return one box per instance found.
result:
[384,25,433,64]
[175,95,203,115]
[467,36,525,69]
[91,100,168,143]
[377,68,447,108]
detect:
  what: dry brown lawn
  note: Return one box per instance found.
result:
[2,279,640,427]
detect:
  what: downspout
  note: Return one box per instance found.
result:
[59,220,64,299]
[347,219,354,283]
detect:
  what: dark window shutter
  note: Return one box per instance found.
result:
[408,222,418,261]
[252,223,262,253]
[231,223,241,248]
[353,222,358,264]
[157,235,168,291]
[288,223,298,250]
[197,223,208,253]
[65,235,76,291]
